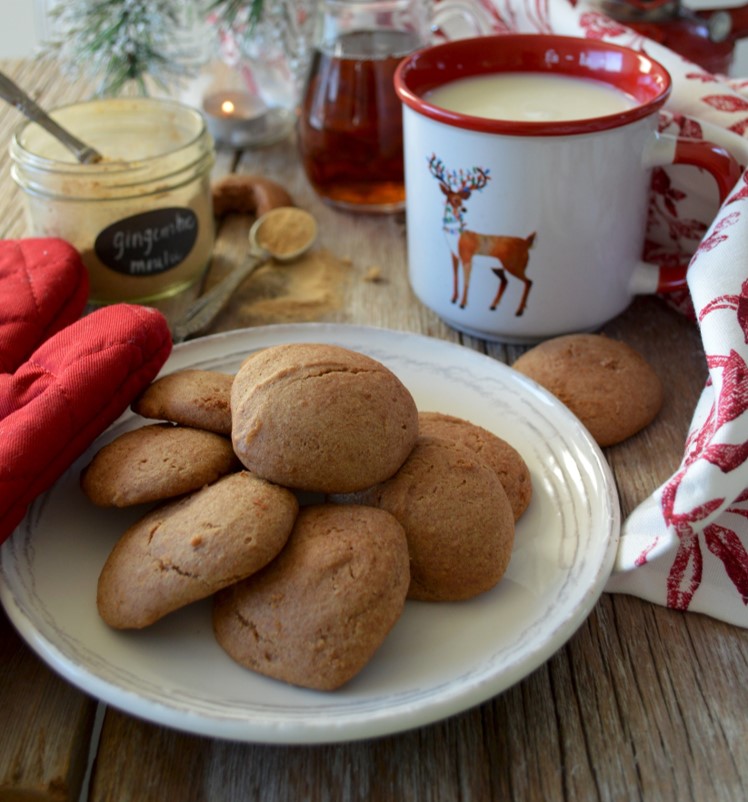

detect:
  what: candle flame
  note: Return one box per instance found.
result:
[221,99,236,115]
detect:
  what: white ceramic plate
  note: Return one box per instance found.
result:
[0,323,620,744]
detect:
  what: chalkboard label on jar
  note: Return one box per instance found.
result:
[94,207,199,276]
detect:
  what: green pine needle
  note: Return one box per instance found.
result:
[45,0,260,96]
[209,0,265,29]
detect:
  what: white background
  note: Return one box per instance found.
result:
[0,1,51,57]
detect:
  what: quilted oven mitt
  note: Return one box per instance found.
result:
[0,238,90,374]
[0,238,172,544]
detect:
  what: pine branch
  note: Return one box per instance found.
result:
[41,1,303,97]
[209,0,265,30]
[45,0,208,96]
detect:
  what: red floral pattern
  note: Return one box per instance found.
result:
[694,211,741,255]
[578,10,629,39]
[483,0,748,625]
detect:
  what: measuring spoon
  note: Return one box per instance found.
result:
[0,70,103,164]
[172,206,318,343]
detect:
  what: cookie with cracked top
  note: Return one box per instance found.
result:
[97,471,298,629]
[212,503,409,690]
[230,343,419,493]
[132,369,233,435]
[81,423,239,507]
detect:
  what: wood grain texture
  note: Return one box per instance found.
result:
[0,608,96,802]
[88,599,748,802]
[1,56,747,802]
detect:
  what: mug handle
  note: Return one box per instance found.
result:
[632,135,742,295]
[432,0,495,39]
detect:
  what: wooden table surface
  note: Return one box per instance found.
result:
[1,57,747,802]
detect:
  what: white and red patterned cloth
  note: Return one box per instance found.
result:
[478,0,748,626]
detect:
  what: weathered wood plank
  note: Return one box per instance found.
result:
[0,608,96,802]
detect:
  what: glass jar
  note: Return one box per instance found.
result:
[297,0,492,214]
[189,0,317,149]
[10,97,216,306]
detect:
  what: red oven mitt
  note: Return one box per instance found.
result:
[0,239,172,544]
[0,238,90,374]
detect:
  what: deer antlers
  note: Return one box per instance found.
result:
[428,154,491,198]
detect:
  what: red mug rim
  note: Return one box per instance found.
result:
[393,34,672,136]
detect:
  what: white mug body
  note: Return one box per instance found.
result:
[403,108,657,342]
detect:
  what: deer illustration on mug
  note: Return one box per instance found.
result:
[428,154,536,315]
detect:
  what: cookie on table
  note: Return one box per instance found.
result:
[212,504,410,691]
[418,411,532,521]
[333,436,515,602]
[132,369,233,435]
[511,333,663,447]
[97,471,299,629]
[231,343,419,493]
[81,423,239,507]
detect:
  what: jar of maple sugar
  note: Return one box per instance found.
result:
[10,97,215,305]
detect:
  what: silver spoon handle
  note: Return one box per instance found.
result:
[0,70,103,164]
[171,254,268,343]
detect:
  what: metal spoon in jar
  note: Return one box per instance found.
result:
[171,206,318,343]
[0,70,103,164]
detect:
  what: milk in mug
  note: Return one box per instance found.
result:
[424,72,637,122]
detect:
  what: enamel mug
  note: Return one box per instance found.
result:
[394,34,741,342]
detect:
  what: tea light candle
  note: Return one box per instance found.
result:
[203,90,269,147]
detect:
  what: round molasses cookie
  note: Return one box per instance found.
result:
[97,471,299,629]
[511,333,663,446]
[81,423,239,507]
[334,436,515,602]
[230,343,419,493]
[212,503,410,690]
[418,411,532,520]
[132,369,233,435]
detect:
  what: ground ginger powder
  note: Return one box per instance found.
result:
[211,247,350,330]
[255,208,317,257]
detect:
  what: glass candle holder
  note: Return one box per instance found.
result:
[193,58,288,149]
[184,1,317,149]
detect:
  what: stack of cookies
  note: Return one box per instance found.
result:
[83,343,532,691]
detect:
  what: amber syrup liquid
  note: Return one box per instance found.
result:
[298,29,417,213]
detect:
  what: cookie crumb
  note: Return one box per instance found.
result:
[363,266,385,283]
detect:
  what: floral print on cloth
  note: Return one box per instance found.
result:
[477,0,748,626]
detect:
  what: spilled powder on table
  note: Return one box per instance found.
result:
[215,247,351,329]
